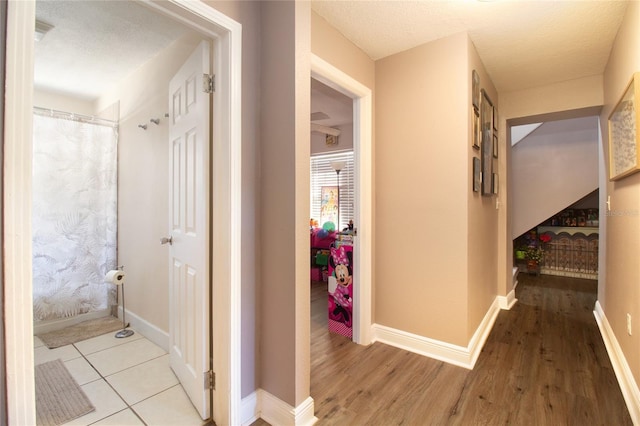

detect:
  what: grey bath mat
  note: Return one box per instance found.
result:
[36,316,124,349]
[35,359,95,425]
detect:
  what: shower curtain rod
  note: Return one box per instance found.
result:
[34,106,118,128]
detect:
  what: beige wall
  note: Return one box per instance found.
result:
[501,75,604,123]
[311,11,375,90]
[601,0,640,391]
[467,37,499,341]
[95,32,202,333]
[375,32,471,346]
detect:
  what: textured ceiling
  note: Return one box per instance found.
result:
[311,0,630,92]
[35,0,189,100]
[35,1,630,103]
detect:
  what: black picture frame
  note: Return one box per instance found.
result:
[473,108,480,149]
[473,157,481,192]
[493,134,498,158]
[481,90,494,196]
[472,70,480,111]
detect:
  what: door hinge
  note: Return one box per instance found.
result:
[203,74,215,94]
[205,370,215,390]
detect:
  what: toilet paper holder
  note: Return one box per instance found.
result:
[105,266,135,339]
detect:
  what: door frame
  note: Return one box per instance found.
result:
[311,55,373,345]
[3,1,243,424]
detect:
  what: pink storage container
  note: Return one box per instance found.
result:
[310,267,322,282]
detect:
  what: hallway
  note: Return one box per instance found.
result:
[308,274,632,424]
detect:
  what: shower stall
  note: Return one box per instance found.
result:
[32,108,118,323]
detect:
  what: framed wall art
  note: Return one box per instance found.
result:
[320,186,338,226]
[481,89,494,195]
[609,72,640,181]
[473,108,480,149]
[473,157,481,192]
[493,134,498,158]
[472,70,480,111]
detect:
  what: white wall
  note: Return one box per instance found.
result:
[33,90,95,116]
[95,32,202,335]
[511,116,600,238]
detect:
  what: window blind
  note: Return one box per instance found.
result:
[310,151,354,231]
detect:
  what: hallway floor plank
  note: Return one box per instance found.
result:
[306,273,632,425]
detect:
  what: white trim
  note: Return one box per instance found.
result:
[372,297,502,369]
[117,306,170,352]
[467,298,501,367]
[259,390,318,426]
[34,309,111,335]
[372,324,473,369]
[594,301,640,424]
[311,55,373,345]
[240,391,259,426]
[497,289,517,310]
[5,1,243,425]
[4,1,36,424]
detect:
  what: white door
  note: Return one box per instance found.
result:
[168,40,212,420]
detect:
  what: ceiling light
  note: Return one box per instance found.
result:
[35,20,54,42]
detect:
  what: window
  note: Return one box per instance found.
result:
[310,151,354,231]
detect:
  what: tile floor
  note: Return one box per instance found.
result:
[34,329,207,425]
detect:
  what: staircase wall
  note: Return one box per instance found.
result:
[512,116,599,239]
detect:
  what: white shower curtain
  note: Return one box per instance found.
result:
[32,112,118,321]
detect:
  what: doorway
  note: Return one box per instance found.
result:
[509,115,601,282]
[311,55,373,345]
[4,1,242,424]
[310,78,355,340]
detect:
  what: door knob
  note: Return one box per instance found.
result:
[160,236,173,245]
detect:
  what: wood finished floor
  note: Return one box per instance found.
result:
[254,273,631,425]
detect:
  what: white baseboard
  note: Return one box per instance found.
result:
[594,301,640,424]
[245,389,317,426]
[497,288,517,310]
[372,297,502,370]
[117,306,169,352]
[241,391,259,426]
[34,308,111,335]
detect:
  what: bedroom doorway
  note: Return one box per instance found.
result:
[310,55,372,345]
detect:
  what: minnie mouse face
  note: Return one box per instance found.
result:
[330,246,353,287]
[334,263,352,287]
